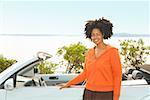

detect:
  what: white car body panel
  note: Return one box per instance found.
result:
[2,85,150,100]
[6,87,84,100]
[120,85,150,100]
[0,89,6,100]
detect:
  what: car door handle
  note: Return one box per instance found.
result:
[49,76,59,80]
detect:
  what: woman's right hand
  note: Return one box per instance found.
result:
[58,83,70,90]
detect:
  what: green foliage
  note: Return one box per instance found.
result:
[120,39,150,68]
[57,42,88,73]
[38,61,58,74]
[0,55,17,73]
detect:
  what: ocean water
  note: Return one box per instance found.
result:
[0,35,150,64]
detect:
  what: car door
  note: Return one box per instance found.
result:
[4,68,83,100]
[6,86,84,100]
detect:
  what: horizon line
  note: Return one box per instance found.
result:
[0,33,150,37]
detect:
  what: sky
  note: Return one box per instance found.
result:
[0,0,149,35]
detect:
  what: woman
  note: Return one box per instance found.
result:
[60,18,122,100]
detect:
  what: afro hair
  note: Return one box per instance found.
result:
[84,17,113,39]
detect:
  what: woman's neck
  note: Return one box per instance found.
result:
[96,42,107,50]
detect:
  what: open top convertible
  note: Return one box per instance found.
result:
[0,52,150,100]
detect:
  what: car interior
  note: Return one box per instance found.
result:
[122,67,150,84]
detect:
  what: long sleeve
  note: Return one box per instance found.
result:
[65,70,86,86]
[110,49,122,100]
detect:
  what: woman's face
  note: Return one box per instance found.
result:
[91,28,103,45]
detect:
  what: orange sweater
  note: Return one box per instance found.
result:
[66,45,122,100]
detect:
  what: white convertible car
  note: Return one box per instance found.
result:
[0,52,150,100]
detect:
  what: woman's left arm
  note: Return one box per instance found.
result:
[110,49,122,100]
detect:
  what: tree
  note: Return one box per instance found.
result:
[0,55,17,73]
[57,42,88,73]
[120,39,150,69]
[37,61,58,74]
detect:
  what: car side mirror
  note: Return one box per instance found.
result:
[4,78,14,90]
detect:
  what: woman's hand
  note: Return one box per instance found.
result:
[58,83,70,90]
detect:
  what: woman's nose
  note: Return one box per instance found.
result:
[92,35,100,39]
